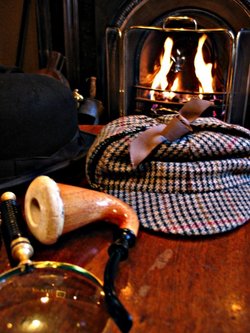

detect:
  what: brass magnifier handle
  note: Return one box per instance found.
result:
[1,192,34,265]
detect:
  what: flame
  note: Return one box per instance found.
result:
[150,37,174,99]
[148,33,214,101]
[194,34,214,94]
[164,76,179,100]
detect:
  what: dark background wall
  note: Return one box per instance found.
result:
[0,0,39,71]
[0,0,128,90]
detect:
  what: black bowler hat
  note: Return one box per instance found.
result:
[0,73,94,190]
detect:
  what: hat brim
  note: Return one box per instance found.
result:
[107,184,250,235]
[0,130,96,191]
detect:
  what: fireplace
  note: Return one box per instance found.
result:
[107,19,234,121]
[95,0,250,128]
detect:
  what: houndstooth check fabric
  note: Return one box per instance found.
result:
[86,115,250,235]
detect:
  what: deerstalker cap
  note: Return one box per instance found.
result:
[0,73,93,189]
[86,114,250,235]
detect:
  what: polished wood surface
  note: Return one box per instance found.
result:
[0,125,249,333]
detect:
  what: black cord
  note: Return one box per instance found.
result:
[103,228,136,333]
[104,249,132,333]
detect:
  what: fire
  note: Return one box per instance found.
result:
[149,33,214,101]
[164,76,179,100]
[150,37,173,99]
[194,34,214,94]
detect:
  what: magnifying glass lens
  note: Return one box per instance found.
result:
[0,265,109,333]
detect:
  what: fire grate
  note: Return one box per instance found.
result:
[134,85,225,118]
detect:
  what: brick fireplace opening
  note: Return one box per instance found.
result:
[95,0,250,128]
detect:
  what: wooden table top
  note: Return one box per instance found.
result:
[0,125,249,333]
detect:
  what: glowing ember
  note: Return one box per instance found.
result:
[164,76,179,100]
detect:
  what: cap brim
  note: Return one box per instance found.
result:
[107,184,250,235]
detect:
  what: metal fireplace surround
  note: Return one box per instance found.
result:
[95,0,250,128]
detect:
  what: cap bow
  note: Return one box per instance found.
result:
[129,99,213,168]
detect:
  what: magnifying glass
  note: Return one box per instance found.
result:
[0,182,139,333]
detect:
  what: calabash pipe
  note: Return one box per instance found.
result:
[24,176,139,245]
